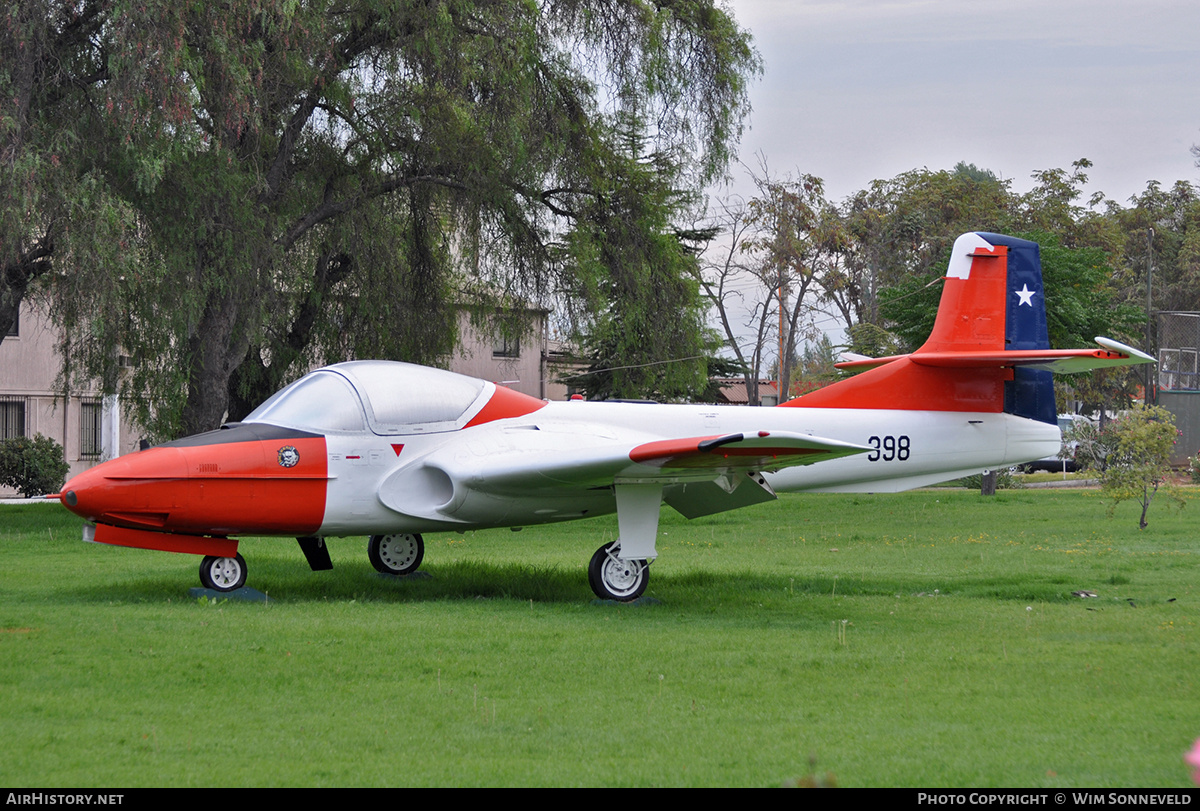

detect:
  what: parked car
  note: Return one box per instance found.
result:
[1024,414,1094,472]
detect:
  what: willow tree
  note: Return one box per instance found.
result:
[0,1,145,345]
[37,0,759,437]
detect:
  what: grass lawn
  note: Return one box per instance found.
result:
[2,488,1198,787]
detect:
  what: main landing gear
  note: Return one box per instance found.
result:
[195,534,643,599]
[588,541,649,602]
[368,533,425,576]
[199,554,247,592]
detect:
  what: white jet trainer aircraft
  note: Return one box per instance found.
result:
[57,233,1153,600]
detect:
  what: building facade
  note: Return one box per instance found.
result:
[0,301,142,492]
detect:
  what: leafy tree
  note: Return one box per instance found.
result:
[792,333,841,395]
[951,161,1000,185]
[1096,404,1184,529]
[1065,419,1113,473]
[564,122,716,401]
[1107,180,1200,314]
[841,165,1015,335]
[17,0,760,437]
[845,321,901,359]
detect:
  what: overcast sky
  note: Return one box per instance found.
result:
[716,0,1200,207]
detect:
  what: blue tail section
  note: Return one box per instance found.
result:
[978,232,1057,426]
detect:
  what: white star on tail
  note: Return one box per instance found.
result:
[1015,284,1036,306]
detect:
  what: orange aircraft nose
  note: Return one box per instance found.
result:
[60,428,329,537]
[61,447,189,530]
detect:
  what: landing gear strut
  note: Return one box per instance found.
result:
[588,541,649,602]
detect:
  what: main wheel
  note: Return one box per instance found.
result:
[587,541,648,602]
[199,554,247,592]
[368,533,425,576]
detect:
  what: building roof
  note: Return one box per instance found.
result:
[712,378,780,405]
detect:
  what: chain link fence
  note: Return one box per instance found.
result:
[1156,312,1200,464]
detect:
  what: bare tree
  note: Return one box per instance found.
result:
[693,195,776,404]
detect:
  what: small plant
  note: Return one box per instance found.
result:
[1064,419,1113,472]
[1098,405,1184,529]
[0,434,70,497]
[1188,452,1200,484]
[956,469,1023,490]
[782,755,838,787]
[832,619,850,646]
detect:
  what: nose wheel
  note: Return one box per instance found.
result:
[368,533,425,576]
[588,541,649,602]
[199,554,247,592]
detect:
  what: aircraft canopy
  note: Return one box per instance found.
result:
[244,360,491,435]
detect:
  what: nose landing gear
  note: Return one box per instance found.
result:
[199,554,247,592]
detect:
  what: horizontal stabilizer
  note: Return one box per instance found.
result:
[835,337,1154,374]
[833,354,907,372]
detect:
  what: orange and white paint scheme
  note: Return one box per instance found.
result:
[56,233,1153,601]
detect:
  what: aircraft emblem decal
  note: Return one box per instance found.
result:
[278,446,300,468]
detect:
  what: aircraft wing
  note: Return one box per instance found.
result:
[626,430,868,474]
[459,429,870,491]
[378,429,870,521]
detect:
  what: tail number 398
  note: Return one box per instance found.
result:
[867,435,910,462]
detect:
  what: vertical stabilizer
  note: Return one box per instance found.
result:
[975,232,1055,425]
[784,232,1057,423]
[918,232,1010,354]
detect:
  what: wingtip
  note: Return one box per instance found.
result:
[1094,337,1155,364]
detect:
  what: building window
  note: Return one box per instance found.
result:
[493,334,520,359]
[5,310,16,337]
[81,400,102,460]
[0,397,26,439]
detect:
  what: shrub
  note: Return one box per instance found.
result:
[1188,453,1200,484]
[0,434,71,498]
[1064,419,1113,472]
[957,469,1024,491]
[1098,405,1184,529]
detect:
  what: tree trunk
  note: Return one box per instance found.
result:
[0,241,53,346]
[180,289,251,436]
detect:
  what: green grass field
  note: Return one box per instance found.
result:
[2,488,1198,787]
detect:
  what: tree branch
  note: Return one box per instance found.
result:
[276,173,468,250]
